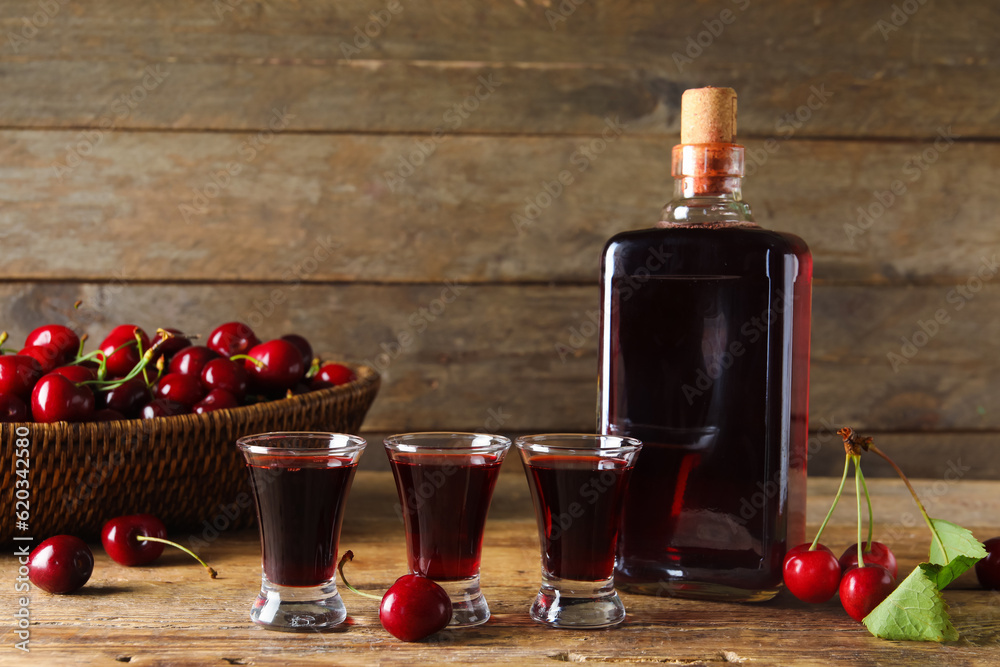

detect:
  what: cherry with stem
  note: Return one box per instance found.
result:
[782,453,850,603]
[835,447,895,623]
[338,550,451,642]
[839,428,950,563]
[102,513,217,578]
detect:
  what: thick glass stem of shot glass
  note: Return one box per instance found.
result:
[531,573,625,629]
[252,575,347,631]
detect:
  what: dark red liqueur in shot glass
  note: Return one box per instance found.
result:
[389,452,503,580]
[247,456,358,587]
[525,454,632,582]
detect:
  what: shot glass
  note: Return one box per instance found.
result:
[516,434,642,629]
[237,432,366,632]
[384,432,511,627]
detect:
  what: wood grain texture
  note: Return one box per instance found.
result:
[0,474,997,666]
[805,432,1000,481]
[2,1,997,138]
[1,281,999,440]
[0,131,994,284]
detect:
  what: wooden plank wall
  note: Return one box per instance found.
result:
[1,0,998,477]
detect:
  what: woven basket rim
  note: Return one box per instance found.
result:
[4,362,379,431]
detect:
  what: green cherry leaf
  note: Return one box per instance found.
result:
[927,555,980,592]
[863,520,984,642]
[863,563,959,642]
[928,519,988,576]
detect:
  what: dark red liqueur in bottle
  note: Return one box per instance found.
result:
[598,87,811,601]
[389,453,503,580]
[525,455,632,582]
[247,457,358,587]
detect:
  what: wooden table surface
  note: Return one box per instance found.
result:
[3,473,999,666]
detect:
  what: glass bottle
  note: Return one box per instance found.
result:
[598,87,811,601]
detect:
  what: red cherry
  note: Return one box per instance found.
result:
[99,377,150,418]
[31,373,96,422]
[976,537,1000,590]
[102,514,167,566]
[169,346,221,376]
[244,339,306,393]
[839,564,895,622]
[151,328,192,361]
[19,343,65,373]
[0,354,43,399]
[101,514,217,576]
[379,574,452,641]
[310,362,355,390]
[207,322,261,358]
[156,372,207,406]
[99,325,150,377]
[783,546,842,603]
[25,324,80,362]
[28,535,94,594]
[200,358,249,399]
[52,365,97,383]
[141,398,188,418]
[193,388,239,414]
[838,542,898,580]
[0,394,29,422]
[281,333,313,368]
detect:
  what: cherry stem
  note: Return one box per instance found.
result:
[306,357,321,379]
[867,443,949,562]
[337,550,382,601]
[230,354,266,369]
[72,347,108,366]
[135,329,150,385]
[76,333,88,360]
[136,536,217,578]
[0,331,18,355]
[854,455,865,568]
[860,465,874,550]
[810,453,852,550]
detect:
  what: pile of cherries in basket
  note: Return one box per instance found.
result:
[0,322,355,423]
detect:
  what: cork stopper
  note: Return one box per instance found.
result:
[680,87,737,144]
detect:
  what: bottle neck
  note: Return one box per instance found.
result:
[659,143,756,226]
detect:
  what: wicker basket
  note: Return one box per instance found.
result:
[1,364,379,543]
